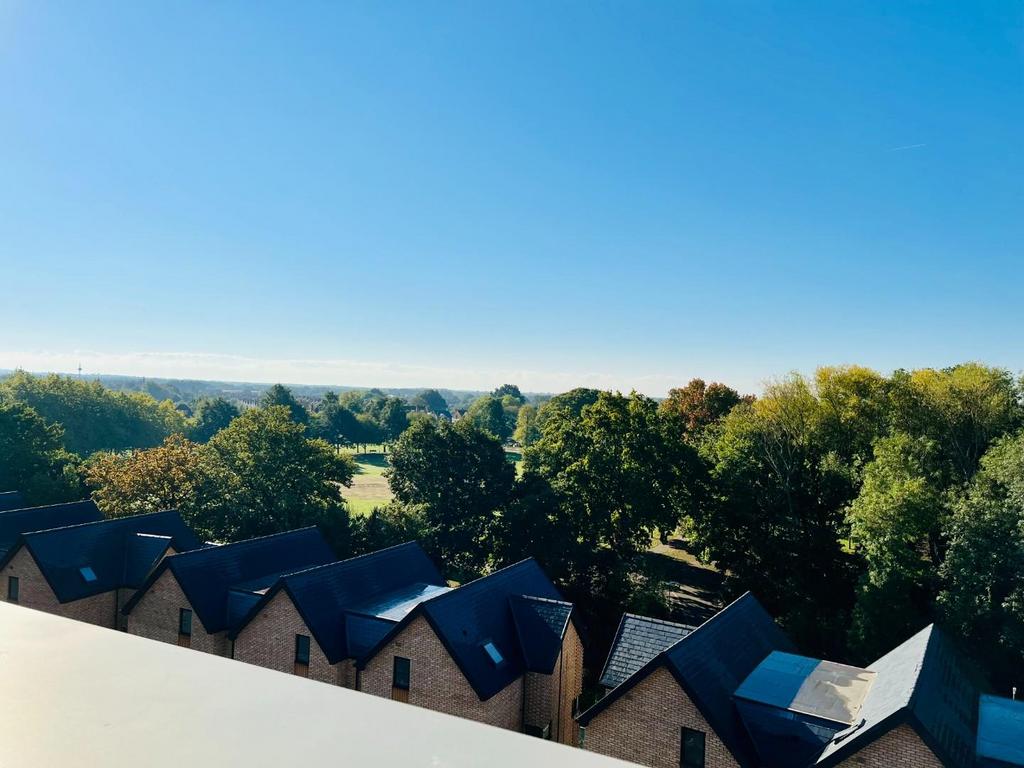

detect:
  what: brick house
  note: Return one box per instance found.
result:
[598,614,695,694]
[578,593,792,768]
[0,510,202,628]
[357,558,584,745]
[580,594,985,768]
[122,527,335,656]
[0,499,103,558]
[230,541,449,687]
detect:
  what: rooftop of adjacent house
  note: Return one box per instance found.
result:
[977,695,1024,767]
[599,613,695,689]
[358,558,572,702]
[0,600,631,768]
[0,499,103,559]
[1,510,203,602]
[0,491,25,512]
[734,652,876,726]
[814,624,979,768]
[578,592,794,768]
[123,527,336,634]
[348,581,452,622]
[230,541,447,664]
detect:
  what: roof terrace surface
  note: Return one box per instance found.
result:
[349,582,452,622]
[734,651,876,725]
[977,694,1024,766]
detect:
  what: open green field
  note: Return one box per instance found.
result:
[342,452,393,516]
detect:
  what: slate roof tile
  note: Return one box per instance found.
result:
[0,499,103,559]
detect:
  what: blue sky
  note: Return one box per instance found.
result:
[1,1,1021,395]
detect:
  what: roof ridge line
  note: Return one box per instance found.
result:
[281,540,423,580]
[167,527,321,561]
[0,498,93,515]
[24,508,179,536]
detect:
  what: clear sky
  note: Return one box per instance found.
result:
[1,2,1021,395]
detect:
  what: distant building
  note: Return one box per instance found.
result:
[0,510,202,629]
[123,527,336,656]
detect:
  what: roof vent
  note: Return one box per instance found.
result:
[482,641,504,666]
[79,566,97,583]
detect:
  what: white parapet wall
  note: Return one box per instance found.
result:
[0,601,633,768]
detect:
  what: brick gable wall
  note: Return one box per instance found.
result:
[232,590,342,685]
[582,665,740,768]
[835,725,943,768]
[1,546,117,628]
[125,569,228,656]
[523,621,585,746]
[359,615,524,732]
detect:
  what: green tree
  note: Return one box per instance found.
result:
[0,401,83,505]
[891,364,1022,481]
[189,397,240,443]
[387,419,514,578]
[939,431,1024,690]
[87,433,228,536]
[521,391,702,604]
[492,384,525,404]
[659,378,747,437]
[260,384,310,426]
[697,376,858,656]
[0,371,186,456]
[513,404,540,447]
[313,393,363,446]
[846,433,945,660]
[413,389,449,416]
[464,395,512,442]
[207,406,354,539]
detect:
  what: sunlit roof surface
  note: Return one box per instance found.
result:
[734,651,875,725]
[350,582,452,622]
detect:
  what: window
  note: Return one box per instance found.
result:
[179,608,192,636]
[7,576,18,602]
[295,634,311,666]
[482,641,504,666]
[392,656,411,690]
[681,728,705,768]
[79,566,97,583]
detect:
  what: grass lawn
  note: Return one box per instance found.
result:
[341,451,393,516]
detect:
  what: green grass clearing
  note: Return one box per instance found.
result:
[342,452,394,516]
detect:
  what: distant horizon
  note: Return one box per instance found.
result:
[2,348,1020,400]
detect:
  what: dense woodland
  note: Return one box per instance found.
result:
[2,365,1023,694]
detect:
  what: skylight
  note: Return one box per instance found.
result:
[79,566,97,583]
[482,641,504,666]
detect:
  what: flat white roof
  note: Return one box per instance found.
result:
[0,602,630,767]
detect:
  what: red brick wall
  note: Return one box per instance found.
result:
[125,569,228,655]
[836,725,943,768]
[359,615,524,732]
[1,546,117,628]
[523,621,584,746]
[582,665,740,768]
[232,591,342,685]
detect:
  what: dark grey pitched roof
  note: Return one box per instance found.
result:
[510,594,574,674]
[229,541,446,664]
[0,499,103,559]
[977,695,1024,767]
[359,559,569,702]
[578,592,793,768]
[0,491,25,512]
[598,613,695,689]
[1,511,203,602]
[814,625,979,768]
[123,528,336,633]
